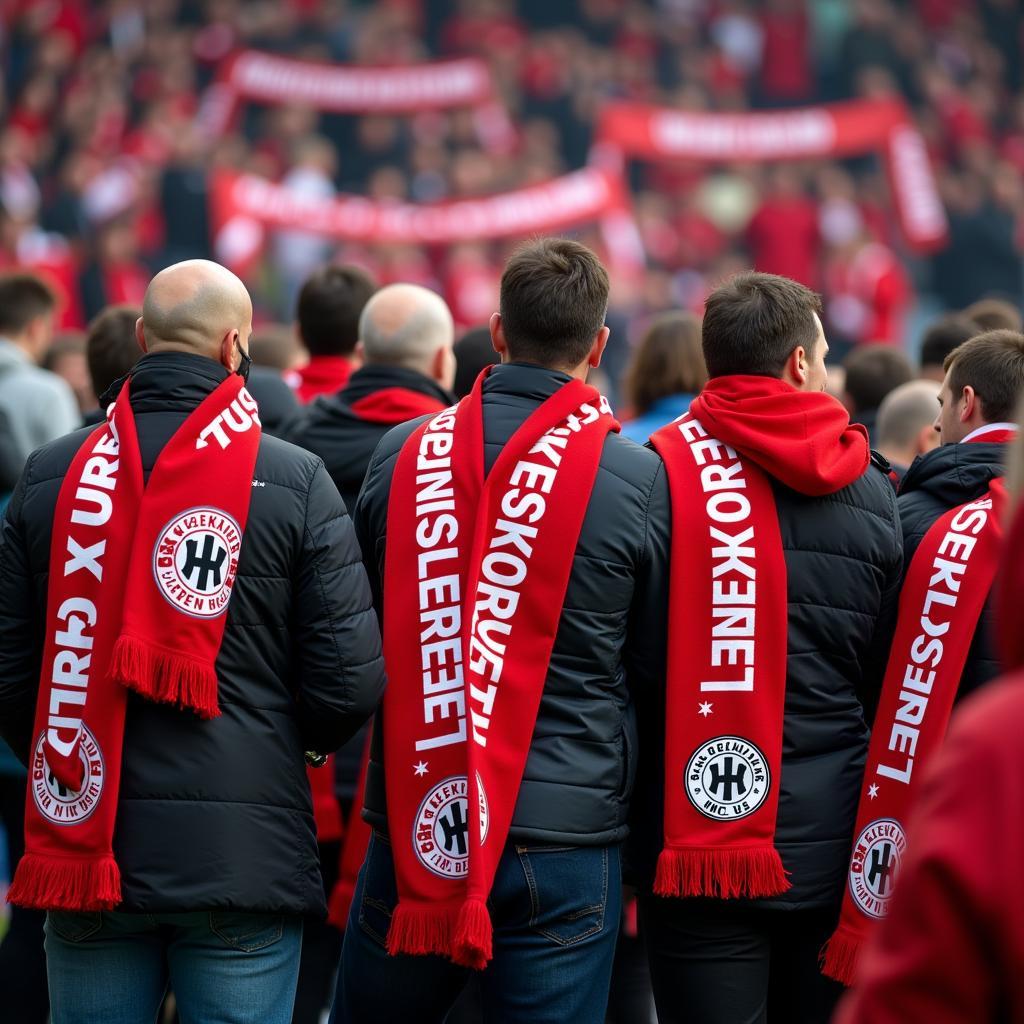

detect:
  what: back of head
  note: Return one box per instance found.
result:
[842,343,913,413]
[297,265,377,358]
[248,324,301,371]
[0,272,56,339]
[944,329,1024,424]
[919,315,978,378]
[962,297,1023,334]
[701,271,821,379]
[87,305,142,398]
[876,379,940,450]
[498,238,609,372]
[358,283,454,373]
[625,311,707,416]
[453,325,499,398]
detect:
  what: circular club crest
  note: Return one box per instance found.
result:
[30,726,104,825]
[685,735,771,821]
[152,507,241,619]
[413,775,489,879]
[848,818,907,918]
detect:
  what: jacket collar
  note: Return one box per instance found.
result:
[481,362,574,404]
[104,351,230,411]
[340,364,454,407]
[900,438,1007,503]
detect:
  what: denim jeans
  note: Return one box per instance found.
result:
[331,831,621,1024]
[44,909,303,1024]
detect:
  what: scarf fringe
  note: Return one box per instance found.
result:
[819,928,862,987]
[7,853,121,911]
[451,898,493,971]
[385,902,458,959]
[654,846,791,900]
[110,635,220,719]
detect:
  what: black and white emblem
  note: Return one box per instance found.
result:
[31,726,104,825]
[686,735,771,820]
[153,507,242,619]
[413,775,489,879]
[848,818,906,918]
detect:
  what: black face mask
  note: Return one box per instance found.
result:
[235,339,252,383]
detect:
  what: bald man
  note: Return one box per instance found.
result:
[0,259,385,1024]
[876,379,941,483]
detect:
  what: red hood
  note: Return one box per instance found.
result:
[689,375,869,496]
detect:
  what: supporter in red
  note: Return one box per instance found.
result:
[79,220,150,323]
[293,266,378,404]
[746,166,819,288]
[758,0,813,103]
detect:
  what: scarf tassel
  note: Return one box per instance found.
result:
[385,902,458,959]
[452,898,493,970]
[654,846,791,900]
[819,928,862,987]
[7,852,121,911]
[110,635,220,719]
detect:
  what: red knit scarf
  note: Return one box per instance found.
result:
[822,476,1008,985]
[9,373,260,911]
[650,375,868,900]
[382,369,616,968]
[350,387,448,424]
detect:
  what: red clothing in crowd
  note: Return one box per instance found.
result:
[838,670,1024,1024]
[293,356,355,404]
[759,6,812,102]
[747,196,819,287]
[826,242,910,345]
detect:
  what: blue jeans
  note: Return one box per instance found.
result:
[44,910,302,1024]
[331,831,621,1024]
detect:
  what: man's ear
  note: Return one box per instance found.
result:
[960,384,977,424]
[354,340,365,362]
[135,318,148,353]
[490,312,508,362]
[588,325,611,369]
[783,345,809,390]
[220,330,238,371]
[916,421,938,455]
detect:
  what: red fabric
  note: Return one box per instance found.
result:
[759,8,812,101]
[823,480,1007,985]
[965,429,1018,446]
[295,356,355,404]
[650,377,868,900]
[382,370,616,968]
[327,735,373,929]
[835,669,1024,1024]
[349,388,447,425]
[9,374,259,911]
[308,760,342,843]
[995,494,1024,681]
[747,197,819,287]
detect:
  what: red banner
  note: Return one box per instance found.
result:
[596,99,947,252]
[211,167,642,272]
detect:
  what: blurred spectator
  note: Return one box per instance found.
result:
[78,219,150,323]
[746,166,819,287]
[250,324,304,373]
[452,324,499,399]
[875,379,941,482]
[919,315,978,382]
[963,296,1024,334]
[0,273,80,462]
[842,342,914,443]
[620,311,706,443]
[294,265,377,404]
[43,331,94,412]
[84,304,142,417]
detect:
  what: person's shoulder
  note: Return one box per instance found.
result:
[24,424,98,484]
[253,433,325,493]
[599,429,664,495]
[371,414,432,466]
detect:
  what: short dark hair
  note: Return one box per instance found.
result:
[919,315,978,372]
[962,297,1023,334]
[701,271,822,379]
[86,305,142,397]
[499,238,609,370]
[296,265,377,358]
[944,329,1024,423]
[843,344,913,413]
[0,273,56,336]
[452,325,499,399]
[625,311,707,415]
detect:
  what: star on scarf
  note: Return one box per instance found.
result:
[413,761,429,777]
[698,702,714,717]
[868,783,879,800]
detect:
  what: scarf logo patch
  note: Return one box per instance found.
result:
[152,507,242,619]
[686,735,770,820]
[31,726,104,826]
[847,818,906,919]
[413,774,489,879]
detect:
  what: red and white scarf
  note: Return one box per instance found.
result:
[9,373,260,911]
[650,375,869,900]
[822,476,1008,985]
[382,368,616,968]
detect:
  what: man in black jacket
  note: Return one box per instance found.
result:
[636,272,903,1024]
[0,260,386,1024]
[899,329,1024,699]
[332,239,670,1024]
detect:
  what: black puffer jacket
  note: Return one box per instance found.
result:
[288,365,454,512]
[355,363,671,845]
[632,447,903,910]
[0,352,386,916]
[898,440,1007,700]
